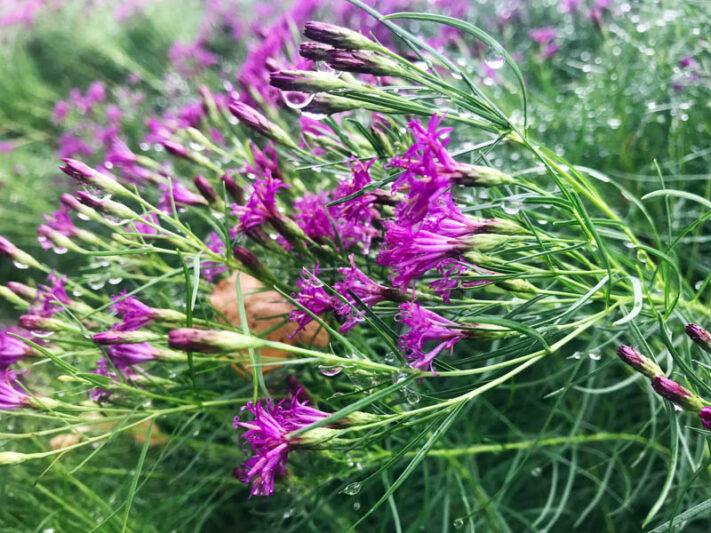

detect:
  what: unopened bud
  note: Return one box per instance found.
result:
[221,174,244,203]
[228,101,297,148]
[60,158,128,196]
[299,42,334,61]
[616,345,662,379]
[651,375,704,411]
[76,191,138,221]
[37,224,81,252]
[0,285,29,307]
[232,246,276,283]
[301,93,388,116]
[7,281,38,301]
[304,21,380,51]
[92,329,161,345]
[0,452,29,465]
[326,49,404,76]
[699,406,711,429]
[168,328,269,353]
[0,236,42,269]
[162,140,190,159]
[194,175,222,208]
[685,324,711,354]
[18,314,69,332]
[270,70,351,93]
[60,193,103,222]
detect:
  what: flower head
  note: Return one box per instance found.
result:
[107,343,159,368]
[201,232,229,283]
[110,292,158,331]
[0,368,30,410]
[230,175,289,236]
[293,191,335,242]
[334,254,403,332]
[0,328,34,367]
[289,265,339,337]
[234,384,330,497]
[31,272,71,317]
[397,302,469,372]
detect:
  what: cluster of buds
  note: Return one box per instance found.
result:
[617,323,711,429]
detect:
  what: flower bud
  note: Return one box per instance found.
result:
[616,345,662,378]
[685,324,711,354]
[0,286,29,308]
[162,140,190,159]
[699,406,711,429]
[37,224,81,253]
[651,375,704,411]
[269,70,351,93]
[168,328,269,353]
[194,175,222,208]
[232,246,276,283]
[0,452,29,465]
[18,314,68,332]
[60,193,103,222]
[221,174,244,203]
[59,158,128,196]
[293,426,342,447]
[326,49,404,76]
[0,236,42,269]
[228,101,297,148]
[451,164,515,186]
[92,330,162,345]
[298,42,334,61]
[7,281,38,301]
[301,93,388,116]
[76,191,138,221]
[303,21,379,51]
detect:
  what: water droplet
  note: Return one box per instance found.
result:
[353,501,361,511]
[694,280,703,290]
[392,372,409,384]
[453,518,464,530]
[531,467,542,477]
[588,352,601,361]
[636,250,647,264]
[77,212,91,221]
[283,91,314,110]
[405,388,420,405]
[502,199,523,215]
[673,404,683,412]
[88,278,106,290]
[301,111,328,121]
[484,52,505,70]
[12,261,29,270]
[383,352,397,365]
[319,366,343,377]
[342,482,361,495]
[569,351,582,360]
[607,117,621,130]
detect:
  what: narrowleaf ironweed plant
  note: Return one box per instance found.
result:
[0,1,709,531]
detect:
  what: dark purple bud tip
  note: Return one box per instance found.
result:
[685,324,711,354]
[162,140,189,158]
[232,246,261,271]
[303,21,377,50]
[194,176,218,204]
[299,42,333,61]
[699,406,711,429]
[18,314,59,331]
[651,375,703,411]
[59,158,94,182]
[60,193,83,212]
[76,191,105,210]
[221,174,243,203]
[616,345,661,378]
[0,235,19,257]
[168,328,219,353]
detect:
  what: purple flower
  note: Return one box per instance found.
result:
[37,209,77,250]
[88,359,119,403]
[126,213,160,236]
[201,232,230,282]
[397,302,469,372]
[289,265,340,336]
[428,259,496,303]
[377,221,472,292]
[0,328,34,366]
[0,368,30,409]
[110,291,158,331]
[230,175,289,237]
[234,385,329,497]
[158,183,208,213]
[678,56,695,69]
[334,254,403,332]
[699,406,711,429]
[52,100,70,124]
[107,343,159,368]
[529,27,556,44]
[31,272,71,317]
[293,191,335,242]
